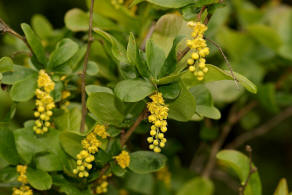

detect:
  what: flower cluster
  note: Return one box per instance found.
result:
[111,0,124,9]
[186,21,209,81]
[96,173,112,194]
[156,167,171,186]
[33,70,55,134]
[114,150,130,169]
[147,92,168,153]
[73,125,108,178]
[12,165,33,195]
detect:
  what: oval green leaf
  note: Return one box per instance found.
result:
[27,168,52,190]
[129,151,167,174]
[178,177,214,195]
[114,79,155,102]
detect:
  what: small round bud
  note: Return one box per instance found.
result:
[154,147,161,153]
[189,66,195,72]
[147,137,154,143]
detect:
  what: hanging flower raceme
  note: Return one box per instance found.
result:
[73,125,108,178]
[13,165,33,195]
[114,150,130,169]
[147,92,168,153]
[186,21,209,81]
[96,173,112,194]
[33,70,55,135]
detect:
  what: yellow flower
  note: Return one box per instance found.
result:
[156,167,171,186]
[33,70,55,135]
[96,173,112,194]
[147,92,168,153]
[93,124,109,139]
[61,90,71,100]
[114,151,130,169]
[81,132,101,154]
[12,185,33,195]
[186,21,209,81]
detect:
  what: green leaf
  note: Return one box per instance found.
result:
[87,92,125,125]
[258,83,278,113]
[159,36,183,78]
[110,161,126,177]
[31,14,53,39]
[65,8,119,32]
[85,85,113,95]
[182,64,257,94]
[0,127,20,165]
[146,40,166,79]
[0,57,13,73]
[21,23,47,65]
[48,38,79,69]
[168,83,196,122]
[131,0,219,8]
[35,153,63,172]
[159,82,181,100]
[152,14,191,56]
[93,28,137,79]
[129,151,167,174]
[189,85,221,120]
[125,173,154,194]
[87,61,99,76]
[59,131,83,158]
[217,150,262,195]
[127,33,150,78]
[196,105,221,120]
[274,178,289,195]
[114,79,155,102]
[9,73,37,102]
[0,166,18,183]
[88,0,139,32]
[1,65,35,85]
[13,127,44,164]
[247,24,282,51]
[178,177,214,195]
[55,106,82,132]
[27,168,52,190]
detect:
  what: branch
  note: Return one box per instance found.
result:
[120,108,148,146]
[226,106,292,149]
[0,18,33,55]
[239,145,257,195]
[80,0,95,133]
[205,37,239,88]
[201,101,257,179]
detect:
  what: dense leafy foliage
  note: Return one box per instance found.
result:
[1,0,292,194]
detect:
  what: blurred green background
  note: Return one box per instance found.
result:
[1,0,292,194]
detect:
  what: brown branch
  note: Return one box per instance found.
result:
[0,18,33,55]
[80,0,95,133]
[140,22,156,51]
[120,108,148,146]
[201,101,257,179]
[205,37,239,88]
[226,106,292,149]
[239,145,257,195]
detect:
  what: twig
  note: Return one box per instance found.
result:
[92,108,148,193]
[197,6,207,21]
[239,145,257,195]
[205,37,239,88]
[0,18,33,55]
[80,0,95,133]
[226,106,292,149]
[120,108,148,146]
[201,101,257,179]
[140,22,156,51]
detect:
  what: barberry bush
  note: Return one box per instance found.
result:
[0,0,292,194]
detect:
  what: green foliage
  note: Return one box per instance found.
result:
[1,0,292,194]
[129,151,167,174]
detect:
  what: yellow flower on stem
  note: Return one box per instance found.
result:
[114,150,130,169]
